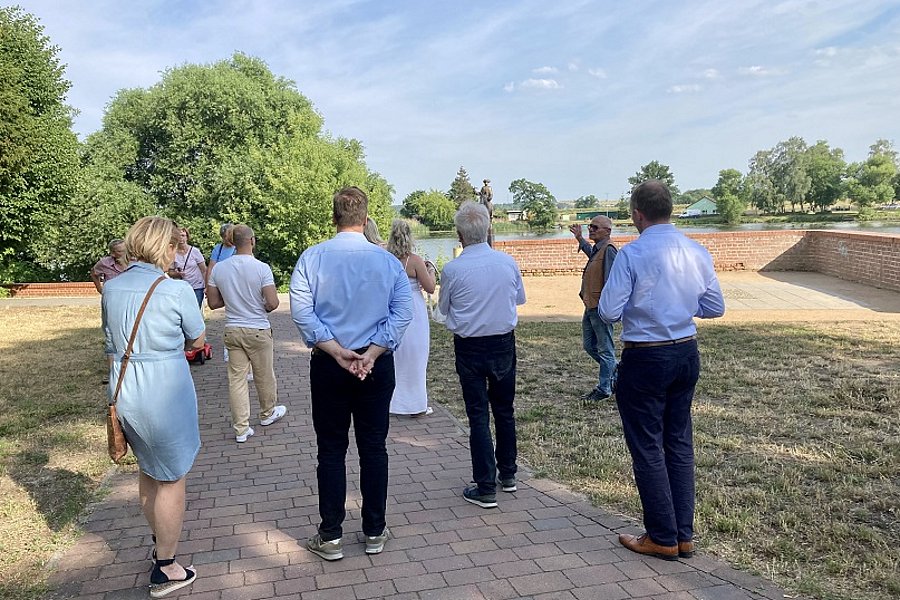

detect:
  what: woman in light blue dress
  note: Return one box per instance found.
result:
[102,216,206,598]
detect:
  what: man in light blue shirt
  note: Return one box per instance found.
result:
[290,186,413,561]
[599,180,724,561]
[440,201,526,508]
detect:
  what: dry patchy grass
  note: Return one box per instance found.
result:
[0,306,111,600]
[428,320,900,600]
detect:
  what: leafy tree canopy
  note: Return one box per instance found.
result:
[804,140,846,211]
[401,189,455,230]
[677,188,712,205]
[64,53,392,282]
[574,194,598,208]
[711,169,745,225]
[509,178,557,230]
[628,160,680,196]
[448,166,475,207]
[0,6,79,281]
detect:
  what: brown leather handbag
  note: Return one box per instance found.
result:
[107,275,166,463]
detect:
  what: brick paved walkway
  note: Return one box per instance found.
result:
[49,309,791,600]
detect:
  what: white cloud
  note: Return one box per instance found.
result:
[568,62,579,71]
[532,66,558,74]
[816,46,838,57]
[668,84,701,93]
[588,67,607,79]
[739,65,787,76]
[702,68,719,79]
[503,81,516,92]
[519,78,561,90]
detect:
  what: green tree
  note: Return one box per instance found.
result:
[746,150,779,213]
[628,160,680,196]
[401,189,455,230]
[845,141,898,219]
[711,169,745,225]
[574,194,599,208]
[804,140,846,212]
[448,166,475,206]
[616,197,630,219]
[73,53,392,283]
[0,6,80,281]
[509,179,557,230]
[770,137,811,212]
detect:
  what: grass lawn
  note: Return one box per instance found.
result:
[0,306,114,600]
[429,320,900,600]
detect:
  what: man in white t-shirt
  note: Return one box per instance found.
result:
[207,224,286,442]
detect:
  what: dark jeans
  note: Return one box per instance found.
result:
[310,351,395,540]
[581,308,615,395]
[454,332,518,495]
[615,340,700,546]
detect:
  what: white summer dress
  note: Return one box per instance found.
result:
[390,267,430,415]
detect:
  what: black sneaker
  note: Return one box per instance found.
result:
[499,477,517,493]
[582,388,611,402]
[463,484,497,508]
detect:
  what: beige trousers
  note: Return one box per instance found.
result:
[224,327,277,435]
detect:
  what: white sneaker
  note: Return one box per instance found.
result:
[236,427,254,443]
[246,370,254,381]
[260,405,286,426]
[223,348,229,362]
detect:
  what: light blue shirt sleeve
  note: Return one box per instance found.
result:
[598,250,632,324]
[371,270,413,350]
[289,253,334,347]
[178,282,206,340]
[696,268,726,318]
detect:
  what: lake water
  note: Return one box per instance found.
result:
[412,221,900,262]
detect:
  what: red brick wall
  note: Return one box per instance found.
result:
[2,282,98,298]
[804,230,900,292]
[4,230,897,295]
[494,230,810,275]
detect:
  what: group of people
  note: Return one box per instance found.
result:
[100,180,724,597]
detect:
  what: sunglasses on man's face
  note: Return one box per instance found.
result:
[588,224,609,231]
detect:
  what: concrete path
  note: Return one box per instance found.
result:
[48,309,792,600]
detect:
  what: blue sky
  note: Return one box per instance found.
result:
[16,0,900,203]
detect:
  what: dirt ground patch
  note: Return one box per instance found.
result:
[518,272,900,322]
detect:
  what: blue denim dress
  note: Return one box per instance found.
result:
[102,263,206,481]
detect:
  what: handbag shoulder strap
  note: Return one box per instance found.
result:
[110,275,166,406]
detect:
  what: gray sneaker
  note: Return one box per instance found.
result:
[307,534,343,561]
[365,527,390,554]
[463,484,498,508]
[499,477,517,493]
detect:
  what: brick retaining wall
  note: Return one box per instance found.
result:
[3,230,898,296]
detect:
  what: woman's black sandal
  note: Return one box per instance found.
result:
[149,558,196,598]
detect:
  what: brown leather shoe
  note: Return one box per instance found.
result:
[618,533,678,560]
[678,540,694,558]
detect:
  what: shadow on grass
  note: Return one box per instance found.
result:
[428,319,900,600]
[7,450,96,533]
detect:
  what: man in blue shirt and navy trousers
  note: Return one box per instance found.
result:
[440,201,527,509]
[290,186,413,561]
[600,180,725,560]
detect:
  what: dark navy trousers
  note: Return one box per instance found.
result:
[615,340,700,546]
[310,351,394,540]
[454,332,518,495]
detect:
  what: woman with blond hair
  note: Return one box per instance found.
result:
[364,216,387,247]
[168,226,207,306]
[386,219,436,416]
[102,216,206,597]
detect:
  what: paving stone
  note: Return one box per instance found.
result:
[45,309,795,600]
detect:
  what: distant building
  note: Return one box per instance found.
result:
[575,209,618,220]
[506,209,526,222]
[678,197,718,218]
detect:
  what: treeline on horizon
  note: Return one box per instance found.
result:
[2,6,898,284]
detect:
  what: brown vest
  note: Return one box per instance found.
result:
[580,239,613,309]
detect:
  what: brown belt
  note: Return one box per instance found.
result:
[623,335,696,349]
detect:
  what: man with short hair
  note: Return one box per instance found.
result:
[477,179,494,246]
[290,186,413,560]
[91,239,128,293]
[439,201,526,509]
[599,180,725,560]
[206,224,286,443]
[569,215,617,401]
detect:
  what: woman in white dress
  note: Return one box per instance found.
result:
[386,219,436,416]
